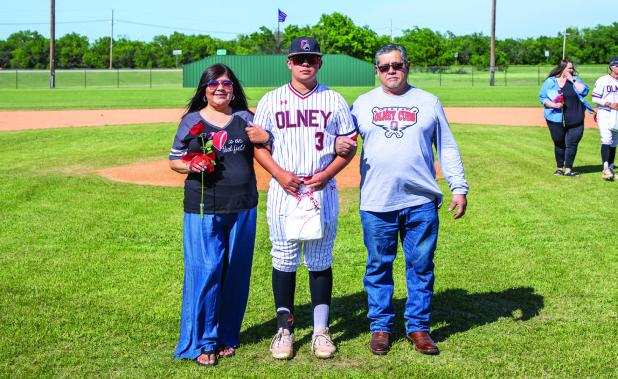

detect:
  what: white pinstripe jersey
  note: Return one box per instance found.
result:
[592,74,618,112]
[253,83,356,177]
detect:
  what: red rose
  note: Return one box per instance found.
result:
[203,156,216,174]
[189,121,205,136]
[554,95,564,103]
[181,152,217,174]
[181,152,200,163]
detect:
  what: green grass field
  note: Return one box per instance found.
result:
[0,69,182,90]
[1,119,617,377]
[0,86,589,110]
[0,64,609,110]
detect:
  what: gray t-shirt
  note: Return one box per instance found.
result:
[351,86,468,212]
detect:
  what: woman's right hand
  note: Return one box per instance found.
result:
[275,169,302,195]
[553,102,563,109]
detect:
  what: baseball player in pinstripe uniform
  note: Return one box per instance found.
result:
[591,57,618,181]
[253,37,357,359]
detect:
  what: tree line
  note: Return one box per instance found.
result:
[1,13,616,70]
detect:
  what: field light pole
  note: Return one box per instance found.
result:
[109,9,114,69]
[49,0,55,89]
[489,0,496,86]
[562,28,568,60]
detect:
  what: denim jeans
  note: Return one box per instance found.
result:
[361,201,439,334]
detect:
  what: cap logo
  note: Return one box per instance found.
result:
[301,40,310,51]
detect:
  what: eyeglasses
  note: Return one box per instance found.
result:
[207,79,234,90]
[376,62,406,73]
[290,54,321,66]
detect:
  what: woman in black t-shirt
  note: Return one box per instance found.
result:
[539,60,593,176]
[169,64,270,366]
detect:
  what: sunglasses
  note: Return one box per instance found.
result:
[207,79,233,90]
[376,62,406,73]
[290,54,321,66]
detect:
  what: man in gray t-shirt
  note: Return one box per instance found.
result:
[336,44,468,356]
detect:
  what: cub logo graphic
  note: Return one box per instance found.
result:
[301,40,310,51]
[371,106,419,138]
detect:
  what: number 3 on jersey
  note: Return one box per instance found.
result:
[315,132,324,150]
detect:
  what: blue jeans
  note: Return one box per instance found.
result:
[361,201,439,334]
[174,209,256,359]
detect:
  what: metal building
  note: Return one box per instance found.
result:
[183,54,374,88]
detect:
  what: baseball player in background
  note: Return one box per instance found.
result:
[253,36,357,359]
[591,57,618,181]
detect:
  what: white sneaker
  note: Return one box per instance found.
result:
[270,328,294,359]
[602,167,615,181]
[311,328,336,359]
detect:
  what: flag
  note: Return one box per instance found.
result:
[278,9,287,22]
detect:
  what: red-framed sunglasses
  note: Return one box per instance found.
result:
[290,54,321,66]
[207,79,234,90]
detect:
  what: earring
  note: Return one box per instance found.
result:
[231,95,236,101]
[202,95,207,103]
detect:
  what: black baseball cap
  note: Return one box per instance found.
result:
[609,57,618,67]
[288,37,322,57]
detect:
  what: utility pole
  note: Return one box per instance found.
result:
[49,0,55,88]
[109,9,114,69]
[562,28,568,60]
[390,19,393,42]
[489,0,496,86]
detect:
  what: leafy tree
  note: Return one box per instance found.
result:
[1,17,617,69]
[6,30,48,68]
[236,27,278,55]
[0,40,10,68]
[56,33,89,68]
[310,13,386,62]
[396,27,450,67]
[82,37,109,68]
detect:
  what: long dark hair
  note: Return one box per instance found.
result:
[184,63,249,116]
[547,59,579,78]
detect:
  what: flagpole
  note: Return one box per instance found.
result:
[277,19,280,54]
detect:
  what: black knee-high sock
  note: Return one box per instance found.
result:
[309,268,333,330]
[609,146,616,166]
[602,144,610,164]
[272,268,296,331]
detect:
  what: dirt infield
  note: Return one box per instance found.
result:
[97,156,443,190]
[0,107,594,188]
[0,107,597,132]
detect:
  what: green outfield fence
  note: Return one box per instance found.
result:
[0,69,182,89]
[0,65,610,90]
[183,54,375,88]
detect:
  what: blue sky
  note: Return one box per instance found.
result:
[1,0,614,42]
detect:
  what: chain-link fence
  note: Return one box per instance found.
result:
[0,65,610,89]
[406,65,609,87]
[0,69,182,89]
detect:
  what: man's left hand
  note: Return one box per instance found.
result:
[335,136,357,157]
[448,194,467,219]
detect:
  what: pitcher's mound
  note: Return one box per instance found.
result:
[97,156,442,189]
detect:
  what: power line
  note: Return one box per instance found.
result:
[0,20,108,26]
[115,19,238,35]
